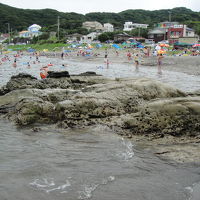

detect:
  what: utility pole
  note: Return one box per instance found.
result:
[57,16,60,41]
[6,23,11,44]
[168,11,172,22]
[138,27,141,37]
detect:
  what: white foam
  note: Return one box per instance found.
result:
[30,178,71,194]
[116,138,135,161]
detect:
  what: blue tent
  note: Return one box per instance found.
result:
[27,48,36,52]
[137,45,144,48]
[96,44,102,48]
[112,44,120,49]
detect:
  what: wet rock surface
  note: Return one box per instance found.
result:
[1,72,198,137]
[47,71,70,78]
[0,72,200,162]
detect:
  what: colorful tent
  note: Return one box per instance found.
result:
[137,45,144,48]
[96,44,102,48]
[112,44,120,49]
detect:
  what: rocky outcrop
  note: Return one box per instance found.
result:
[0,72,199,137]
[0,72,109,96]
[119,97,200,136]
[47,71,70,78]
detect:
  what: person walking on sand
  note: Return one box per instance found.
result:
[134,54,139,71]
[157,54,164,74]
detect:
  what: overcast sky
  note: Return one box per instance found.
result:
[0,0,199,14]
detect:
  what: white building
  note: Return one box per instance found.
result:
[103,23,114,32]
[19,24,42,38]
[183,26,195,37]
[28,24,42,37]
[80,32,100,43]
[19,31,31,38]
[123,22,148,31]
[28,24,41,32]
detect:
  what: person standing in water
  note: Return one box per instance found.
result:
[104,54,109,69]
[134,54,139,71]
[13,58,17,68]
[61,52,64,59]
[157,54,164,74]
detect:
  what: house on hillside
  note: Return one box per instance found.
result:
[114,32,132,42]
[103,23,114,32]
[148,28,167,43]
[123,22,148,31]
[0,34,9,43]
[66,33,83,42]
[168,25,197,44]
[19,24,42,39]
[19,31,31,38]
[148,22,198,44]
[80,32,101,43]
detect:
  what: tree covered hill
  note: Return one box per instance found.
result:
[0,3,200,34]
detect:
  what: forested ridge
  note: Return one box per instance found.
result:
[0,3,200,35]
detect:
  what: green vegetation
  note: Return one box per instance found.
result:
[0,3,200,35]
[0,3,200,45]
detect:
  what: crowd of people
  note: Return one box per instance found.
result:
[0,45,199,79]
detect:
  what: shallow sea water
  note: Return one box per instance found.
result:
[0,120,200,200]
[0,54,200,92]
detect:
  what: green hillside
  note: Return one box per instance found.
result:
[0,3,200,35]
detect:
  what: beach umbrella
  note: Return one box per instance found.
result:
[43,49,48,52]
[159,43,169,47]
[192,44,200,47]
[157,49,166,54]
